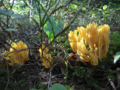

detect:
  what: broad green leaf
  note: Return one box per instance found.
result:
[39,3,55,42]
[0,9,13,15]
[114,52,120,64]
[5,28,18,31]
[103,5,107,10]
[50,83,67,90]
[11,14,23,18]
[43,16,65,41]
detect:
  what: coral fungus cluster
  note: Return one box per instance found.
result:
[1,41,53,68]
[68,23,110,66]
[1,41,29,65]
[39,44,53,68]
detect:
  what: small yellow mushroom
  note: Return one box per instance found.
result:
[39,44,53,68]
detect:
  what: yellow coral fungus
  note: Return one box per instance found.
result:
[1,41,29,65]
[86,23,98,49]
[68,23,110,66]
[97,24,110,59]
[68,30,78,53]
[77,27,87,42]
[39,44,53,68]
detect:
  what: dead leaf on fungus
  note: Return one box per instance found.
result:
[68,53,87,66]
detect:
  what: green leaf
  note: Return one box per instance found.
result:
[0,9,13,15]
[98,9,102,11]
[114,52,120,64]
[11,14,23,18]
[5,28,18,31]
[103,5,108,10]
[104,14,110,17]
[26,7,30,10]
[43,16,65,41]
[82,7,86,11]
[69,4,78,10]
[39,3,55,42]
[50,83,67,90]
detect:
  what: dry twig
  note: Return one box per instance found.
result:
[108,79,116,90]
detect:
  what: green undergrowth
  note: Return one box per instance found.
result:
[109,32,120,55]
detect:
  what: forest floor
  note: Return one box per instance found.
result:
[0,13,120,90]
